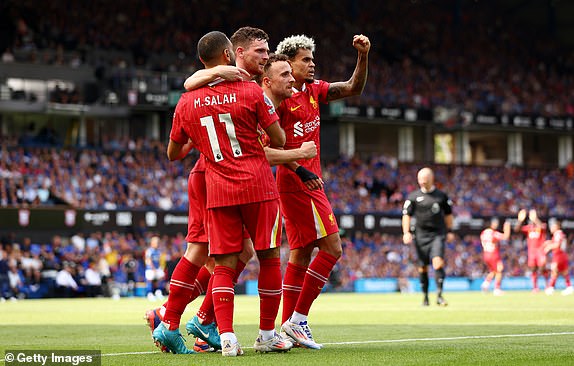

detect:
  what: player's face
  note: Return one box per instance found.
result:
[266,61,294,101]
[290,48,315,84]
[237,39,269,76]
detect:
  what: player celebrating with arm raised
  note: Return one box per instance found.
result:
[515,208,548,292]
[275,33,370,349]
[156,31,291,357]
[480,217,511,295]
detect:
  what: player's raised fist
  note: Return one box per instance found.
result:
[517,209,527,222]
[352,34,371,54]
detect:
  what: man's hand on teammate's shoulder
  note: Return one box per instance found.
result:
[215,65,251,81]
[352,34,371,54]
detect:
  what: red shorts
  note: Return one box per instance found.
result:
[280,189,339,250]
[483,254,501,272]
[527,251,546,268]
[207,199,282,255]
[553,254,569,273]
[185,171,208,243]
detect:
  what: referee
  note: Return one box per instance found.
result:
[402,167,454,306]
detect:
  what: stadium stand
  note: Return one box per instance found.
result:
[1,1,573,299]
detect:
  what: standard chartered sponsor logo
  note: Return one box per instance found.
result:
[294,122,304,137]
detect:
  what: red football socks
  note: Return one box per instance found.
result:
[212,265,236,334]
[197,275,215,325]
[163,257,200,330]
[282,262,307,323]
[188,265,211,302]
[258,257,282,331]
[295,251,338,317]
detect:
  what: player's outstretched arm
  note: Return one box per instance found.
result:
[183,65,250,91]
[326,34,370,102]
[265,141,317,166]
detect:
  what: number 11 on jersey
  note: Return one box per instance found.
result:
[200,113,243,162]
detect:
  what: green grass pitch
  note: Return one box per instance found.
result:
[1,291,573,365]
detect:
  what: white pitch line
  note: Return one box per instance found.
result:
[2,332,574,361]
[324,331,574,345]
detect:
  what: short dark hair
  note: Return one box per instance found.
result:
[230,26,269,49]
[263,53,289,74]
[197,31,231,64]
[255,53,288,85]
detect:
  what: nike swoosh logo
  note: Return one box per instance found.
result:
[290,105,301,112]
[198,327,210,339]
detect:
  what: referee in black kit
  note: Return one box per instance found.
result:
[402,167,454,306]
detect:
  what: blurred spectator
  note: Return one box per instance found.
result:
[83,259,102,297]
[55,262,79,297]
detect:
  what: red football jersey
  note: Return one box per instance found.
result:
[550,229,568,260]
[521,224,547,253]
[170,80,279,208]
[276,80,330,193]
[191,154,206,173]
[480,228,505,255]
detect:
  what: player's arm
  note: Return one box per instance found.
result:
[144,251,153,268]
[502,220,511,241]
[282,160,324,190]
[167,138,194,161]
[543,238,558,253]
[264,141,317,166]
[326,34,370,102]
[183,65,251,91]
[263,121,286,149]
[514,208,527,232]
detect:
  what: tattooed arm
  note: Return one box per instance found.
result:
[326,34,371,102]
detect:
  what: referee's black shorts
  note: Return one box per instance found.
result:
[414,234,445,266]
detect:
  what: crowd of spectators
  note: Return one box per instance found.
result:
[1,142,573,217]
[324,155,574,217]
[0,140,193,210]
[2,228,572,300]
[2,1,574,116]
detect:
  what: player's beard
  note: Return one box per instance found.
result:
[304,77,314,84]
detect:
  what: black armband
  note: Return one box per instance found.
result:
[295,166,319,182]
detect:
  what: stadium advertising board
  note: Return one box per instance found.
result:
[2,208,574,240]
[329,103,573,131]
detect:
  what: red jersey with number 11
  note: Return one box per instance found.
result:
[170,80,279,208]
